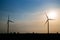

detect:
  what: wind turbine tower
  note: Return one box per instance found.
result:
[45,14,54,34]
[7,15,14,33]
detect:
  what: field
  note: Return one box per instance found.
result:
[0,33,60,40]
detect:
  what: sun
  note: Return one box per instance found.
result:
[47,10,57,19]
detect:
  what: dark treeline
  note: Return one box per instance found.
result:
[0,32,59,34]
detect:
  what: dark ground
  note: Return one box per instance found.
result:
[0,33,60,40]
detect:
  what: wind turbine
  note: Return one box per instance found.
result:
[45,13,54,34]
[7,15,14,33]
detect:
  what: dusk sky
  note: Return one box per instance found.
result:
[0,0,60,33]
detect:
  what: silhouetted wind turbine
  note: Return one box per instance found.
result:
[7,15,14,33]
[45,14,54,34]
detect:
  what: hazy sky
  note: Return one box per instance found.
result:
[0,0,60,33]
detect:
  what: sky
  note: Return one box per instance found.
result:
[0,0,60,33]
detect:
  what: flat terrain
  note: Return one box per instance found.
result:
[0,33,60,40]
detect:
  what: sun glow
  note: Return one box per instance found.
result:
[47,10,57,19]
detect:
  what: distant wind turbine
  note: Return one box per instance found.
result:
[45,13,54,34]
[7,15,14,33]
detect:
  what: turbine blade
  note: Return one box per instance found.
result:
[9,20,14,23]
[45,11,48,19]
[46,14,48,19]
[45,20,48,24]
[7,20,8,24]
[49,19,54,20]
